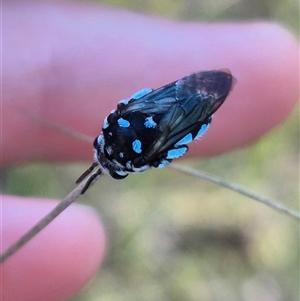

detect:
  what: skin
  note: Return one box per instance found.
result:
[2,2,299,301]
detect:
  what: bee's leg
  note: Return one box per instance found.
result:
[80,168,103,194]
[76,162,98,184]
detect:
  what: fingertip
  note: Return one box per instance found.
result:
[188,22,299,156]
[2,195,106,301]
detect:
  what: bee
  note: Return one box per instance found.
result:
[76,69,235,193]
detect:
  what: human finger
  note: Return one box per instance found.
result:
[3,3,299,165]
[1,195,106,301]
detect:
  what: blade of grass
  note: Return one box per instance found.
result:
[169,163,300,221]
[0,175,102,264]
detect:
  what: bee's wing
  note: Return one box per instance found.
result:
[175,69,234,117]
[162,69,235,135]
[145,70,235,159]
[119,70,235,160]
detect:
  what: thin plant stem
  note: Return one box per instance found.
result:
[0,176,101,264]
[169,163,300,222]
[26,113,93,144]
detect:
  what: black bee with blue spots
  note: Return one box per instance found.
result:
[77,69,235,193]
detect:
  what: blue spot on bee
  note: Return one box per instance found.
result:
[175,133,193,146]
[132,139,142,153]
[118,118,130,128]
[144,116,157,128]
[166,147,188,159]
[195,123,210,139]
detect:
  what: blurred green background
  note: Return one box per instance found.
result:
[4,0,299,300]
